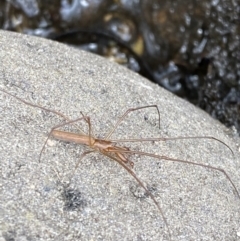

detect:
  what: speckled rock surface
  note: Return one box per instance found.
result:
[0,30,240,241]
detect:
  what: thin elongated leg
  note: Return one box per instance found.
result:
[0,88,90,141]
[79,112,95,146]
[0,88,74,125]
[104,153,172,241]
[105,105,161,140]
[109,136,234,155]
[50,150,94,186]
[74,151,93,170]
[67,150,94,184]
[109,149,240,199]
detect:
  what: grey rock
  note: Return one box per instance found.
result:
[0,30,240,241]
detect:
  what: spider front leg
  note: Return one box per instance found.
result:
[105,105,161,140]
